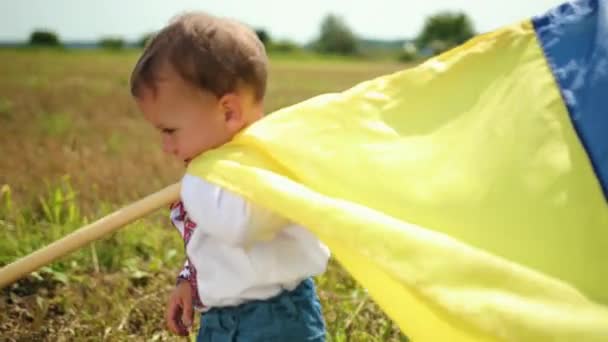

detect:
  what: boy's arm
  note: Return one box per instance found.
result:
[180,174,290,245]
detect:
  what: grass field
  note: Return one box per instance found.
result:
[0,49,410,341]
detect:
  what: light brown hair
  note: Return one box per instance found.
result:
[130,12,268,101]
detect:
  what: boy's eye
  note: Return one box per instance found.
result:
[162,128,176,134]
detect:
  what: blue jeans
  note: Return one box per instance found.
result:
[196,278,326,342]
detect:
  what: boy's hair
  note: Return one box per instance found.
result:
[130,12,268,101]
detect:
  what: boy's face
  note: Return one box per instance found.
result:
[136,66,245,165]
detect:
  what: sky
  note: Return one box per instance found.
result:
[0,0,566,43]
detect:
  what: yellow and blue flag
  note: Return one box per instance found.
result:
[187,0,608,340]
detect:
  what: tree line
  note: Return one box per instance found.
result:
[27,11,475,60]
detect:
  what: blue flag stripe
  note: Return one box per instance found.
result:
[533,0,608,200]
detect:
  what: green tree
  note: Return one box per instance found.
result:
[29,30,61,47]
[314,14,358,55]
[138,32,155,48]
[416,11,475,54]
[255,29,271,47]
[99,37,125,50]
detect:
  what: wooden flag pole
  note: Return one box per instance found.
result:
[0,183,181,289]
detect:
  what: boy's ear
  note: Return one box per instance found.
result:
[219,93,244,132]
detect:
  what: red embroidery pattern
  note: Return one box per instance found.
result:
[170,201,204,308]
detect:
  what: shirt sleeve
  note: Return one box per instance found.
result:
[180,174,291,246]
[176,259,191,282]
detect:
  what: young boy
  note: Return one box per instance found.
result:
[129,12,330,341]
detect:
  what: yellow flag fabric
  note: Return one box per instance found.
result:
[186,6,608,342]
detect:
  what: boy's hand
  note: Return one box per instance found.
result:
[166,279,194,336]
